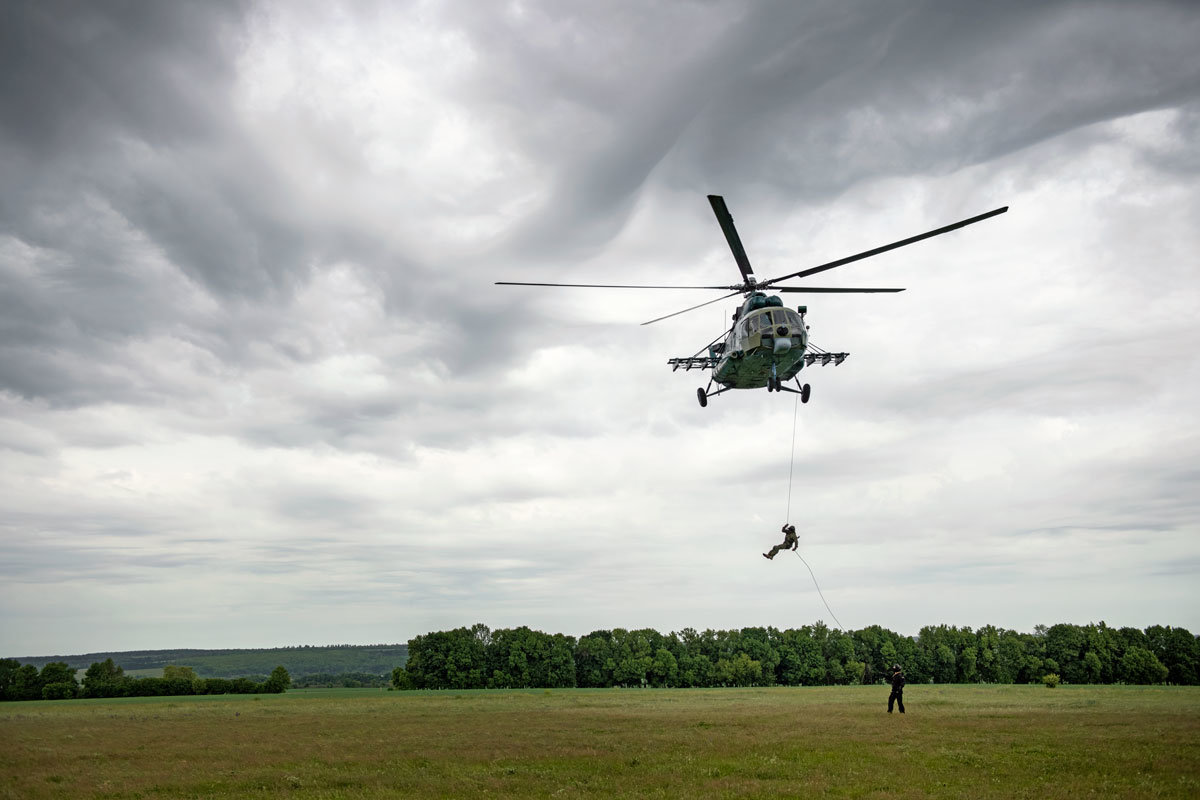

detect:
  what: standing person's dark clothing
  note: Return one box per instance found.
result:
[887,665,905,713]
[764,524,798,560]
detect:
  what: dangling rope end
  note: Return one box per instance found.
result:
[792,549,846,632]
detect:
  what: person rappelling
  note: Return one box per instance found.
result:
[763,523,798,560]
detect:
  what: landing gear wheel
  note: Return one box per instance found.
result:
[801,383,811,404]
[697,387,708,408]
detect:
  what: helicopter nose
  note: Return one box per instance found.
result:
[773,335,792,355]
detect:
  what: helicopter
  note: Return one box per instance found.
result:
[498,195,1007,407]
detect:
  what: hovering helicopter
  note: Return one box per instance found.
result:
[498,196,1007,407]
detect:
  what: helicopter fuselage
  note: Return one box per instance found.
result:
[711,293,808,389]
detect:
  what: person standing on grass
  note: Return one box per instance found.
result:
[886,663,906,713]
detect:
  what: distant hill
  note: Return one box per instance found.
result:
[8,644,408,678]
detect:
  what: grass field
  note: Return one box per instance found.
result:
[2,685,1198,798]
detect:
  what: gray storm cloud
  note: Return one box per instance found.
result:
[1,0,1198,654]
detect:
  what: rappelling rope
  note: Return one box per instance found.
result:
[792,549,846,632]
[785,393,799,521]
[783,390,846,632]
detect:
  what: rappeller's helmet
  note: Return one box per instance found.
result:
[893,664,901,671]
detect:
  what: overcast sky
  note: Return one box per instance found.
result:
[2,0,1199,657]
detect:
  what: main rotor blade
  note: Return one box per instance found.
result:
[641,291,742,326]
[496,281,735,290]
[760,206,1008,286]
[772,286,905,293]
[708,195,756,284]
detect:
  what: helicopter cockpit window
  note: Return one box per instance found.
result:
[763,309,801,328]
[772,309,802,328]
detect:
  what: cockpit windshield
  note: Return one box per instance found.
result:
[772,309,803,328]
[731,307,805,346]
[749,309,803,331]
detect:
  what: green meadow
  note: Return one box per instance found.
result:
[2,685,1197,798]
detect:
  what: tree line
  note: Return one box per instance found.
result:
[10,644,406,678]
[292,671,391,689]
[393,622,1198,690]
[0,659,292,701]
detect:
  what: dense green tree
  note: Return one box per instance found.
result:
[575,632,615,688]
[714,653,761,686]
[37,662,77,699]
[488,626,551,689]
[163,665,198,682]
[993,631,1024,683]
[545,634,578,688]
[264,666,291,693]
[0,658,20,700]
[1044,624,1088,683]
[10,664,43,701]
[649,648,678,687]
[1144,626,1199,685]
[959,647,979,683]
[738,628,780,686]
[1114,626,1148,652]
[879,641,899,674]
[229,677,259,693]
[934,644,956,683]
[1083,623,1117,683]
[38,662,75,687]
[126,677,165,697]
[401,626,489,689]
[42,682,77,700]
[0,659,20,695]
[390,667,414,690]
[776,628,825,685]
[1119,647,1168,684]
[82,658,126,697]
[975,626,1001,683]
[851,625,886,675]
[610,628,653,687]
